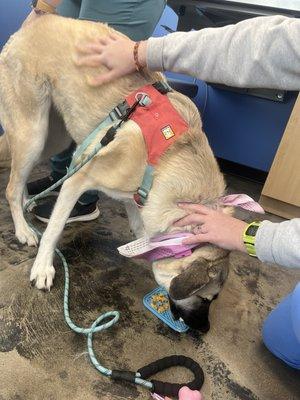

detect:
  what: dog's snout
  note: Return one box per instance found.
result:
[169,295,214,333]
[198,320,210,334]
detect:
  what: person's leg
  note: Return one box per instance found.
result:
[79,0,166,40]
[262,283,300,369]
[49,0,80,187]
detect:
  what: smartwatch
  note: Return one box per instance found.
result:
[31,0,57,14]
[243,221,261,257]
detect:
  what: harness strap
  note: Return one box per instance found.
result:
[152,81,172,94]
[69,113,121,171]
[134,165,154,207]
[133,81,173,207]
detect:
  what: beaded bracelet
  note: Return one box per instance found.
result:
[133,41,143,72]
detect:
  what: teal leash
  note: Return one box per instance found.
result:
[23,123,153,391]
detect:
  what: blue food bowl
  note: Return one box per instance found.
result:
[143,287,189,333]
[262,282,300,369]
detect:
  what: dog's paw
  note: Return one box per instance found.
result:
[15,225,38,247]
[30,261,55,290]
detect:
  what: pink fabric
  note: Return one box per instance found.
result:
[220,194,265,213]
[146,232,199,261]
[118,193,265,263]
[117,232,199,262]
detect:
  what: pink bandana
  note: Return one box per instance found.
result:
[118,232,199,262]
[219,193,265,213]
[118,194,264,262]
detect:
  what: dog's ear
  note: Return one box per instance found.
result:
[169,259,210,300]
[169,256,229,301]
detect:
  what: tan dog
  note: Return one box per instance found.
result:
[0,15,230,332]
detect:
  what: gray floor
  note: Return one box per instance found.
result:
[0,165,300,400]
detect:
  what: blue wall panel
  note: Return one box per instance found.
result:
[0,0,30,135]
[196,85,297,172]
[0,0,30,50]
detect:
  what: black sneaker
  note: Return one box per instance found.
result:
[27,175,62,197]
[32,198,100,224]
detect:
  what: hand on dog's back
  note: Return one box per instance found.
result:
[75,33,146,86]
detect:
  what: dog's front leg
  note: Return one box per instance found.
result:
[30,172,92,290]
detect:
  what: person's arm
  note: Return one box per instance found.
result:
[23,0,61,26]
[147,15,300,90]
[76,15,300,89]
[255,219,300,268]
[174,204,300,269]
[45,0,61,6]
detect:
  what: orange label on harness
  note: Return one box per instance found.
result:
[126,84,188,166]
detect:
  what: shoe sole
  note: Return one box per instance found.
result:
[35,207,100,224]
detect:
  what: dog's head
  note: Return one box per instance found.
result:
[152,246,229,333]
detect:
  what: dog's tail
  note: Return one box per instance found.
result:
[0,132,11,169]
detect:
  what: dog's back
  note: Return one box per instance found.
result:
[0,16,162,140]
[0,15,225,216]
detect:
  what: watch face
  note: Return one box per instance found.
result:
[246,224,259,237]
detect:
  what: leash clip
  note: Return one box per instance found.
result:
[135,92,152,107]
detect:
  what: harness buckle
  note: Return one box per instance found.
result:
[133,186,150,208]
[137,187,149,199]
[112,101,130,119]
[135,92,152,107]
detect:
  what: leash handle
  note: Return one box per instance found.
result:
[138,355,204,398]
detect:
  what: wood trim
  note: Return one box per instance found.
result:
[259,195,300,219]
[260,93,300,218]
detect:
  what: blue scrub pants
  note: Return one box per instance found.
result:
[51,0,166,204]
[262,282,300,369]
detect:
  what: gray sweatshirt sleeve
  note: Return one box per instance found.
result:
[256,219,300,268]
[147,15,300,90]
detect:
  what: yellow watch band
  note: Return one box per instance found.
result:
[243,221,261,257]
[33,0,57,14]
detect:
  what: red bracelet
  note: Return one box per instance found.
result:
[133,41,143,72]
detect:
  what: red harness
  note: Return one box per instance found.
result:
[126,84,188,166]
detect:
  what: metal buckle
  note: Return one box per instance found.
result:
[135,92,152,107]
[113,101,130,119]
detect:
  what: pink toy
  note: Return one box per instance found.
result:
[153,386,202,400]
[178,386,202,400]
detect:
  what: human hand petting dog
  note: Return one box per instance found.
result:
[76,34,147,85]
[175,203,247,252]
